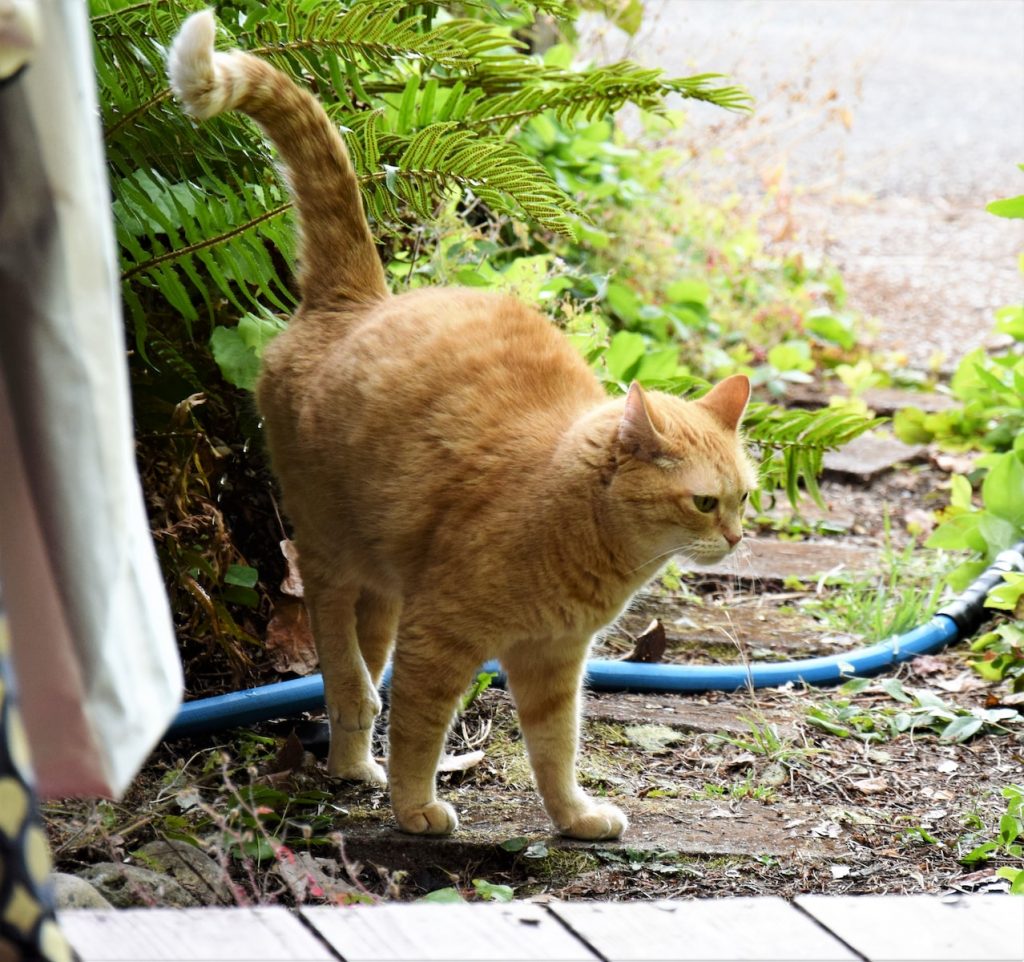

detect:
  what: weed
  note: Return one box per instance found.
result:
[806,677,1022,744]
[709,717,811,765]
[696,778,778,803]
[799,520,946,641]
[969,621,1024,691]
[418,878,515,903]
[958,785,1024,893]
[460,670,499,713]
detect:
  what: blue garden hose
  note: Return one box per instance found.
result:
[166,542,1024,739]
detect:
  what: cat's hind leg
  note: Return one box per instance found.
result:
[503,648,628,841]
[304,574,385,784]
[387,622,478,835]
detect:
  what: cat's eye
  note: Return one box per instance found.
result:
[693,495,719,513]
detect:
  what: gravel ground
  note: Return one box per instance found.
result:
[583,0,1024,369]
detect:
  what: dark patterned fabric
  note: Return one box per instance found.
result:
[0,605,75,962]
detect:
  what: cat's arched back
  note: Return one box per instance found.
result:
[168,10,757,841]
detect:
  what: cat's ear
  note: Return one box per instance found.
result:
[697,374,750,432]
[617,381,666,461]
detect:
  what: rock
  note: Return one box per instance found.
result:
[78,862,199,908]
[585,693,797,739]
[135,839,235,905]
[822,430,927,482]
[51,872,113,910]
[693,537,877,583]
[857,387,956,416]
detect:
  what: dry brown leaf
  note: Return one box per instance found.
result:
[266,597,318,675]
[622,618,667,664]
[934,672,988,694]
[280,539,304,597]
[271,731,305,776]
[851,776,889,794]
[910,654,947,677]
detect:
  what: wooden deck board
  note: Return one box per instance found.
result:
[550,897,860,961]
[796,893,1024,961]
[57,894,1024,962]
[302,902,598,961]
[58,906,339,961]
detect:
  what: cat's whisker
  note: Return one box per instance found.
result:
[627,544,696,575]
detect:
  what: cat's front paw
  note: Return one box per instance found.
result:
[395,800,458,836]
[558,802,628,840]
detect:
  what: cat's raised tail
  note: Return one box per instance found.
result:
[167,10,388,306]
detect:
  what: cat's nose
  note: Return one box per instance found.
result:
[724,530,742,547]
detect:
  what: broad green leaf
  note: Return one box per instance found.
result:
[472,879,514,902]
[978,513,1020,553]
[881,678,912,703]
[419,887,464,903]
[604,331,646,383]
[982,453,1024,527]
[986,571,1024,612]
[606,282,641,325]
[950,474,974,510]
[986,194,1024,219]
[224,564,259,588]
[210,326,262,392]
[940,715,983,743]
[926,514,987,553]
[806,313,856,351]
[665,278,709,305]
[767,341,814,373]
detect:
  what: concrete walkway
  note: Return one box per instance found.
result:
[584,0,1024,368]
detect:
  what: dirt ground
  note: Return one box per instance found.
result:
[43,452,1024,906]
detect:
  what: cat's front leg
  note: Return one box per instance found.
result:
[504,650,628,841]
[304,576,385,785]
[386,637,478,835]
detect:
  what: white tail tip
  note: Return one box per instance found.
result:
[167,9,232,120]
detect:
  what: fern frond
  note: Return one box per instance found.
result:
[93,0,749,349]
[744,403,884,505]
[343,119,584,233]
[463,62,751,134]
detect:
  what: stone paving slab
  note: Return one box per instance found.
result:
[858,386,957,416]
[334,794,848,870]
[584,692,794,737]
[785,384,957,416]
[823,430,928,482]
[692,537,878,583]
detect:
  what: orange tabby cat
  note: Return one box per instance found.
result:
[168,10,756,840]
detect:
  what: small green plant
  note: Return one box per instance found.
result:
[697,778,777,803]
[799,522,946,640]
[959,784,1024,894]
[710,717,810,764]
[926,451,1024,590]
[806,677,1021,744]
[970,621,1024,691]
[419,878,515,903]
[460,670,499,712]
[966,569,1024,689]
